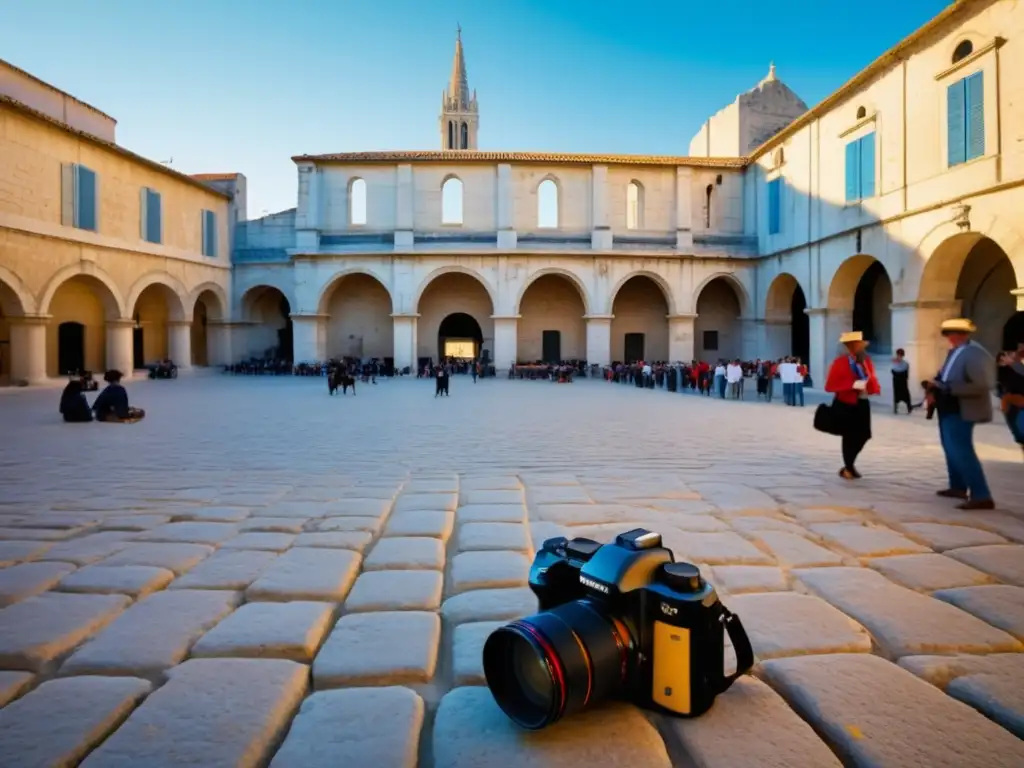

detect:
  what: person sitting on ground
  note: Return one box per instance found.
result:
[59,376,93,423]
[92,370,146,423]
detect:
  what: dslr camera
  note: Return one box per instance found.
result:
[482,528,754,730]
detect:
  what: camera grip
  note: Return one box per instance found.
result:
[718,606,754,693]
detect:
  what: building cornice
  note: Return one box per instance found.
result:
[291,150,747,169]
[0,57,117,122]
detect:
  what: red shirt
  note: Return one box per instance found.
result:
[825,354,881,405]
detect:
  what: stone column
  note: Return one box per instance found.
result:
[667,314,697,363]
[391,314,418,372]
[496,164,517,249]
[168,321,192,370]
[675,167,693,250]
[295,165,321,251]
[206,321,229,366]
[395,164,414,249]
[1012,287,1024,312]
[890,300,962,386]
[106,320,135,378]
[591,165,611,250]
[739,317,763,361]
[763,319,791,360]
[291,314,326,363]
[585,315,613,366]
[8,315,49,385]
[492,315,519,369]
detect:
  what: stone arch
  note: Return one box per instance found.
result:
[0,265,33,316]
[694,276,745,361]
[126,272,189,322]
[317,268,395,316]
[609,270,677,316]
[189,284,228,367]
[319,271,394,360]
[827,254,894,353]
[38,263,126,319]
[186,282,228,320]
[126,273,190,366]
[610,274,672,363]
[412,266,498,315]
[690,271,749,317]
[240,284,293,362]
[764,272,810,364]
[517,269,590,363]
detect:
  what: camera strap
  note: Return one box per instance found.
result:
[718,605,755,693]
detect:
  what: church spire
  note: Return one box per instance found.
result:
[440,25,479,150]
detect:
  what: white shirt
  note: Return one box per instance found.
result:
[779,362,798,384]
[714,365,726,378]
[939,344,968,382]
[726,364,742,383]
[642,364,652,376]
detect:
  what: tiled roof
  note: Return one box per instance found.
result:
[291,150,749,168]
[191,173,240,181]
[0,94,231,199]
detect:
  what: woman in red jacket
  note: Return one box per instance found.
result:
[825,331,881,479]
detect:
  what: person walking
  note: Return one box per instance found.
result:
[997,343,1024,459]
[925,318,996,509]
[891,348,913,414]
[825,331,880,480]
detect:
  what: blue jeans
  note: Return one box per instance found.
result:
[782,383,793,405]
[938,413,992,500]
[795,382,805,407]
[716,375,726,398]
[1006,407,1024,444]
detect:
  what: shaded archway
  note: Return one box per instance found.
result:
[828,255,893,354]
[611,275,669,363]
[46,274,122,377]
[438,313,483,360]
[241,286,292,362]
[1005,312,1024,350]
[518,274,586,362]
[191,289,225,367]
[130,283,188,368]
[764,273,810,364]
[0,277,27,383]
[416,271,494,367]
[695,278,742,361]
[320,273,394,361]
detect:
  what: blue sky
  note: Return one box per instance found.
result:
[1,0,950,218]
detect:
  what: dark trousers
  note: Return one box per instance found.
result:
[841,399,871,470]
[893,374,912,413]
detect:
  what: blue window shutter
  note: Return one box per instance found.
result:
[767,179,780,235]
[201,210,208,255]
[859,133,876,199]
[75,166,97,231]
[947,80,967,166]
[140,188,149,239]
[845,141,860,201]
[965,71,985,161]
[209,211,217,257]
[61,164,76,226]
[146,190,162,243]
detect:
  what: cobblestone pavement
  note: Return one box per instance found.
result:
[1,374,1023,767]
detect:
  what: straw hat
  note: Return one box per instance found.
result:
[940,318,977,334]
[839,331,868,345]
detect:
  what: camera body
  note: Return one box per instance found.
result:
[520,527,749,719]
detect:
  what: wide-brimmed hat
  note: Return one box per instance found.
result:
[839,331,868,345]
[940,318,977,335]
[103,369,124,383]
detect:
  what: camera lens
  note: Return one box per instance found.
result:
[482,600,632,730]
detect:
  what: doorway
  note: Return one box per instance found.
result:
[542,330,561,363]
[58,322,85,374]
[624,333,645,364]
[133,327,145,369]
[438,313,483,360]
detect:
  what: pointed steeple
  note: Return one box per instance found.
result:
[439,25,479,149]
[447,25,470,109]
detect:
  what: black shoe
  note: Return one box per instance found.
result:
[937,488,968,499]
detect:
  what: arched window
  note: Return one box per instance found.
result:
[448,121,454,150]
[856,105,867,120]
[461,122,469,149]
[952,40,973,63]
[441,177,463,225]
[626,181,643,230]
[705,184,713,229]
[537,179,559,229]
[349,178,367,226]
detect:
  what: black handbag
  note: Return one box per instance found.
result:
[814,398,844,435]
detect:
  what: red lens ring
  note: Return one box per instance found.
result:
[513,621,567,719]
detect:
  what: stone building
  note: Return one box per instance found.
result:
[2,0,1023,393]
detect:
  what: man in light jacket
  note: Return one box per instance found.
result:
[927,318,995,510]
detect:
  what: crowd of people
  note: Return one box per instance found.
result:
[509,360,588,382]
[59,370,145,424]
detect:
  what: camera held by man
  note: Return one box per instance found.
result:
[482,528,754,730]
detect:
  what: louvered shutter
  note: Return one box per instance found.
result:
[845,141,860,201]
[947,80,966,166]
[965,71,984,161]
[859,133,876,199]
[61,164,76,226]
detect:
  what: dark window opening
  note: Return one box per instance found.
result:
[703,330,719,352]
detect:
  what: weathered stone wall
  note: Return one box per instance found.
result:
[517,275,586,361]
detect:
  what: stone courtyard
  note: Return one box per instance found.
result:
[0,374,1022,767]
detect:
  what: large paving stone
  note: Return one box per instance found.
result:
[171,506,252,522]
[221,532,297,552]
[726,592,871,659]
[946,544,1024,586]
[461,476,520,491]
[394,493,458,512]
[711,565,788,594]
[136,521,240,544]
[810,523,931,557]
[192,600,335,662]
[326,498,394,517]
[247,547,362,602]
[525,485,593,505]
[673,532,775,566]
[760,653,1024,767]
[899,522,1008,551]
[933,584,1024,640]
[0,670,34,707]
[240,516,308,533]
[58,564,174,597]
[405,477,459,494]
[35,534,131,566]
[81,658,308,767]
[449,550,530,593]
[457,522,531,552]
[60,589,239,679]
[532,503,660,526]
[461,489,524,506]
[364,536,446,570]
[432,686,672,768]
[868,553,994,592]
[753,531,845,568]
[0,561,77,606]
[661,676,842,768]
[313,611,440,688]
[294,530,373,552]
[0,591,130,672]
[98,542,214,574]
[452,620,504,686]
[316,515,385,534]
[343,570,444,612]
[270,686,424,768]
[0,676,151,767]
[729,516,809,536]
[664,514,731,533]
[793,567,1022,658]
[384,509,455,539]
[0,526,80,540]
[441,587,538,625]
[170,549,278,590]
[689,483,779,512]
[457,504,527,523]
